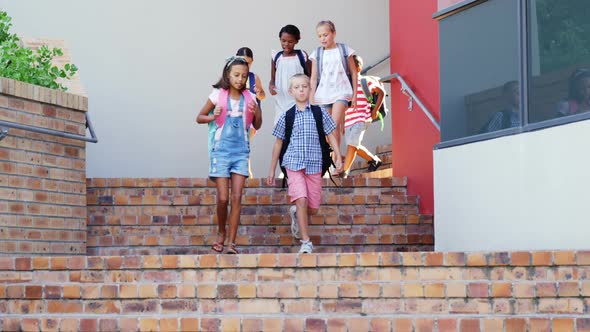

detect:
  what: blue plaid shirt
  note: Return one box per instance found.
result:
[272,104,336,174]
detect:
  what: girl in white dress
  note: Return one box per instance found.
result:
[269,24,310,125]
[310,20,357,151]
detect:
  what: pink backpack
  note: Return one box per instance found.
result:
[215,89,255,128]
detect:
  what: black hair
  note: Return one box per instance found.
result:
[568,68,590,102]
[236,47,253,59]
[351,54,363,70]
[212,57,249,90]
[279,24,301,41]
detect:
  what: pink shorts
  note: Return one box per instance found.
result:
[286,169,322,209]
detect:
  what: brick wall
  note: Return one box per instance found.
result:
[0,250,588,331]
[87,177,434,255]
[0,77,88,255]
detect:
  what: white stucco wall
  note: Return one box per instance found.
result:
[0,0,391,178]
[434,120,590,251]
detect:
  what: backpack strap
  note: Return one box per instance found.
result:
[360,77,373,103]
[311,106,338,187]
[274,50,308,76]
[247,72,256,94]
[279,106,297,188]
[294,50,308,75]
[273,51,283,68]
[316,46,324,86]
[215,89,255,128]
[336,43,349,78]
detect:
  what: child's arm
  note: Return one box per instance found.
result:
[196,99,221,124]
[267,138,283,186]
[248,100,263,130]
[327,132,343,174]
[371,82,386,120]
[348,55,358,109]
[310,59,318,105]
[254,74,266,100]
[269,58,277,96]
[303,50,312,76]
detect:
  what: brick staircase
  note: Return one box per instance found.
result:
[347,144,393,178]
[86,175,433,256]
[1,251,589,331]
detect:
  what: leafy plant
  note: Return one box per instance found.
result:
[0,9,77,91]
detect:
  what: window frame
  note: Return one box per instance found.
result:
[436,0,590,150]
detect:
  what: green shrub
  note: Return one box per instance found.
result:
[0,9,77,91]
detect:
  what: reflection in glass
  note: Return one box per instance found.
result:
[528,0,590,122]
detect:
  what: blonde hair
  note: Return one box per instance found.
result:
[316,20,336,32]
[289,73,310,88]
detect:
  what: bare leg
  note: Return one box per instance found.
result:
[213,178,229,251]
[356,145,379,162]
[248,130,256,178]
[227,173,247,248]
[343,145,358,175]
[331,102,348,148]
[294,198,310,241]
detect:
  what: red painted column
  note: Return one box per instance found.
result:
[389,0,440,214]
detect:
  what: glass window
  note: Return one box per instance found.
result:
[439,0,521,142]
[528,0,590,123]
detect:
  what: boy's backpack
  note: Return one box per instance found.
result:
[360,75,389,124]
[315,43,352,87]
[273,49,308,76]
[478,109,512,134]
[278,105,336,188]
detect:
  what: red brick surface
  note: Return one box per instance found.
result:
[0,251,588,330]
[0,78,87,255]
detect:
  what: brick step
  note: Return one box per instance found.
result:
[354,167,393,179]
[2,316,589,332]
[88,244,434,256]
[87,222,434,256]
[87,177,407,203]
[88,201,427,226]
[348,152,393,176]
[1,250,589,331]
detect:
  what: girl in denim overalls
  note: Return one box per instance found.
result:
[196,56,262,254]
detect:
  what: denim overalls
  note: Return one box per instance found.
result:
[209,94,250,179]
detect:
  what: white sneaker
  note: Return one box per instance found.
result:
[298,240,313,254]
[289,206,301,239]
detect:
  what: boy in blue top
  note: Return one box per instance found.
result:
[267,73,343,253]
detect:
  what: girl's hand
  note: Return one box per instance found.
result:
[269,83,277,96]
[212,106,222,119]
[350,95,357,109]
[247,100,259,114]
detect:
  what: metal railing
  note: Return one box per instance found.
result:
[381,73,440,131]
[0,112,98,143]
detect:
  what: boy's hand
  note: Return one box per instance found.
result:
[212,106,222,119]
[266,173,275,186]
[334,154,343,174]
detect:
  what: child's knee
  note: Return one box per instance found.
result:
[217,198,229,207]
[308,208,319,215]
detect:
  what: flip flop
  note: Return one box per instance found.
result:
[211,233,225,253]
[211,241,224,253]
[226,243,238,255]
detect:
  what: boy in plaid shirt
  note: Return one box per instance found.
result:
[267,74,343,253]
